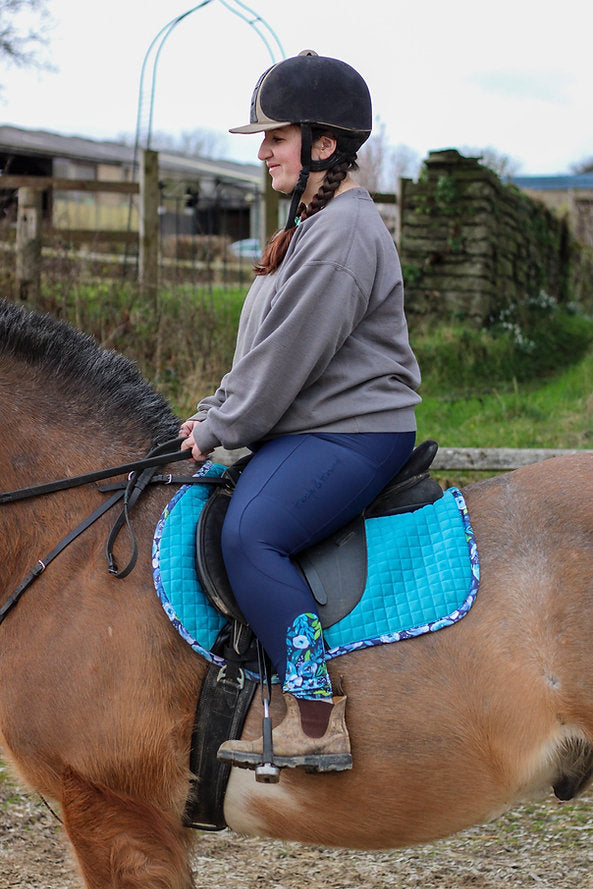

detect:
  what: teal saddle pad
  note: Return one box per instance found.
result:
[152,462,479,676]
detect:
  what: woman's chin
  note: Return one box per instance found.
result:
[272,183,293,196]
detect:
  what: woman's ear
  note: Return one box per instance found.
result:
[312,135,337,161]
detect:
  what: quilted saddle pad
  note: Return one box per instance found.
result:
[153,462,479,676]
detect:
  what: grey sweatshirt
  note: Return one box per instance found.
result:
[192,187,421,454]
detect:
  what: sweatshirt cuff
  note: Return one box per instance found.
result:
[193,421,220,454]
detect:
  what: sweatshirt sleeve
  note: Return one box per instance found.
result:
[193,247,371,453]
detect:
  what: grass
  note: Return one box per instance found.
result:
[410,300,593,450]
[416,353,593,450]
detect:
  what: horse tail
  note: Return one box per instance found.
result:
[552,736,593,801]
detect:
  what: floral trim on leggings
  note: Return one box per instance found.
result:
[283,612,333,700]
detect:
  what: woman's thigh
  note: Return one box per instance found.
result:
[222,431,415,559]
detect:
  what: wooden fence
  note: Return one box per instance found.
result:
[1,152,402,303]
[1,150,162,301]
[431,447,591,472]
[3,174,140,301]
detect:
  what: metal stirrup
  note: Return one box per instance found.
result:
[255,642,281,784]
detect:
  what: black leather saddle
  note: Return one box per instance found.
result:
[196,440,442,643]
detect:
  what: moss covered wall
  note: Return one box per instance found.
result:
[399,150,593,326]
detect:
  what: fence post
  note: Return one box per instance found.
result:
[139,149,159,302]
[16,187,42,305]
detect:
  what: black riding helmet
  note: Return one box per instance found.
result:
[230,50,372,229]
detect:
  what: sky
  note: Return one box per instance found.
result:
[0,0,591,176]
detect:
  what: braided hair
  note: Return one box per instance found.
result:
[254,133,358,276]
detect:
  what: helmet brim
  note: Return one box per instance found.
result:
[229,120,292,134]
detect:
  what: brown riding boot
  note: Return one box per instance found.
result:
[217,694,352,773]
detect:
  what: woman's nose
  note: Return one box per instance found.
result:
[258,139,272,161]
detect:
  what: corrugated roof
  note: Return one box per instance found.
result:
[0,124,261,187]
[509,173,593,191]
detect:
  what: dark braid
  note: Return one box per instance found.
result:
[255,154,357,276]
[300,158,351,223]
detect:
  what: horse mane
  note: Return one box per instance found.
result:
[0,298,180,447]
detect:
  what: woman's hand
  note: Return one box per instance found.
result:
[179,418,199,439]
[179,419,213,462]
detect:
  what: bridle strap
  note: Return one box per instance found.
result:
[105,464,164,579]
[0,488,125,626]
[0,438,228,625]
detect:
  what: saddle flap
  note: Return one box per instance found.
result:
[294,518,367,627]
[196,487,247,625]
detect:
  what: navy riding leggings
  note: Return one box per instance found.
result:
[220,431,415,687]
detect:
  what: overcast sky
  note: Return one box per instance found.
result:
[0,0,591,175]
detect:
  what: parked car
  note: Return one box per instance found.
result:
[230,238,262,260]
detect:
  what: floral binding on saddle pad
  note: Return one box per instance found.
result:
[152,462,479,680]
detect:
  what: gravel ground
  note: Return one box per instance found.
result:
[2,765,593,889]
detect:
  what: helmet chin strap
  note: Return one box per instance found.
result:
[284,124,312,231]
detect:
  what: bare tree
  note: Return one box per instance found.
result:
[461,145,521,178]
[357,122,388,192]
[357,120,421,192]
[570,157,593,175]
[155,128,229,160]
[117,127,229,161]
[391,143,422,181]
[0,0,53,73]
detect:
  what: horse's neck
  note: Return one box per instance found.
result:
[0,397,145,573]
[3,381,143,476]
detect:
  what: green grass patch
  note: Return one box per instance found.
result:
[417,355,593,449]
[414,315,593,449]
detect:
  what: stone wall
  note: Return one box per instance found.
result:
[399,149,593,327]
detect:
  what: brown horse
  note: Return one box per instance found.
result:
[1,297,593,889]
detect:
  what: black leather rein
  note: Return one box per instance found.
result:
[0,441,195,505]
[0,438,226,627]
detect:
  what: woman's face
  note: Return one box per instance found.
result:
[257,125,302,195]
[257,125,338,201]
